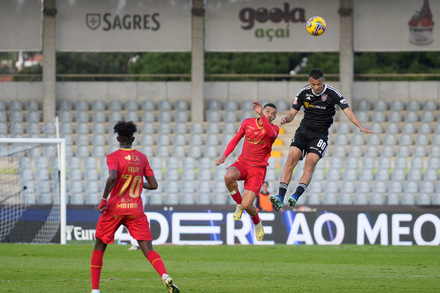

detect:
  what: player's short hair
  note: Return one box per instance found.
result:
[113,121,137,138]
[309,68,324,79]
[263,103,277,110]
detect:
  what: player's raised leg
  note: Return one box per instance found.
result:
[271,146,303,209]
[224,167,244,221]
[287,152,320,208]
[242,190,264,241]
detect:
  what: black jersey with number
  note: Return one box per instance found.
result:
[292,84,349,134]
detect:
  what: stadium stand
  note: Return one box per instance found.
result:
[2,98,439,207]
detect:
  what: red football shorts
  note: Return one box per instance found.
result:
[95,212,152,244]
[229,160,267,195]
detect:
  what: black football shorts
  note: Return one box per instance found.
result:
[290,126,328,159]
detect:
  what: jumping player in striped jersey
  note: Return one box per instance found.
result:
[216,101,279,241]
[270,69,373,209]
[91,121,179,293]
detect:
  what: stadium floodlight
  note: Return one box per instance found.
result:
[0,137,66,244]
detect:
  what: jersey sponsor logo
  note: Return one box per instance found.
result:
[304,102,313,108]
[245,137,266,145]
[124,155,131,161]
[321,94,327,102]
[132,154,140,162]
[304,102,326,110]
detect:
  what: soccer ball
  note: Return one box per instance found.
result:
[306,16,326,36]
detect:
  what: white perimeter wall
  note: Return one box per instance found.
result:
[1,81,440,108]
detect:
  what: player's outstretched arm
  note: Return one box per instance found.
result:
[215,155,227,166]
[216,119,246,165]
[280,108,298,125]
[253,101,263,115]
[342,108,373,133]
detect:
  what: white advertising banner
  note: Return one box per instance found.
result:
[205,0,340,52]
[354,0,440,51]
[0,0,42,51]
[56,0,191,52]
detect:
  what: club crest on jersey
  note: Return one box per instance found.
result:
[321,94,328,102]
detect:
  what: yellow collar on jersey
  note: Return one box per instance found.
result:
[120,147,134,151]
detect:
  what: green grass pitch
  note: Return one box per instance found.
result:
[1,243,439,292]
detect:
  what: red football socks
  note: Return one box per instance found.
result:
[230,189,242,205]
[251,213,261,225]
[146,250,167,276]
[91,250,104,290]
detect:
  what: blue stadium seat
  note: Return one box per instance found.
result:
[420,111,435,123]
[142,111,155,123]
[356,181,371,193]
[369,122,383,134]
[212,181,228,205]
[225,100,239,111]
[338,193,352,205]
[423,99,438,111]
[387,193,400,205]
[354,193,368,205]
[158,100,172,112]
[390,100,404,111]
[369,193,385,205]
[401,193,416,205]
[404,111,418,123]
[207,110,222,123]
[141,100,155,111]
[125,110,139,123]
[75,100,89,112]
[175,111,188,123]
[347,145,362,158]
[385,122,399,134]
[372,181,387,194]
[388,110,402,123]
[380,146,394,158]
[351,133,365,146]
[27,110,40,123]
[158,123,171,135]
[9,100,23,111]
[175,100,189,111]
[385,123,399,134]
[323,192,338,205]
[208,100,222,111]
[357,99,372,111]
[416,193,432,205]
[374,100,388,111]
[407,100,421,111]
[174,123,187,135]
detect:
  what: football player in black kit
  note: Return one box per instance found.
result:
[270,68,373,209]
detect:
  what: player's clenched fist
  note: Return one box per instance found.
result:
[98,198,107,213]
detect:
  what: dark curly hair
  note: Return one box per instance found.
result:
[309,68,324,79]
[113,121,137,138]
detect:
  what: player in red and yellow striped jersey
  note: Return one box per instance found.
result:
[216,101,279,241]
[91,121,179,293]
